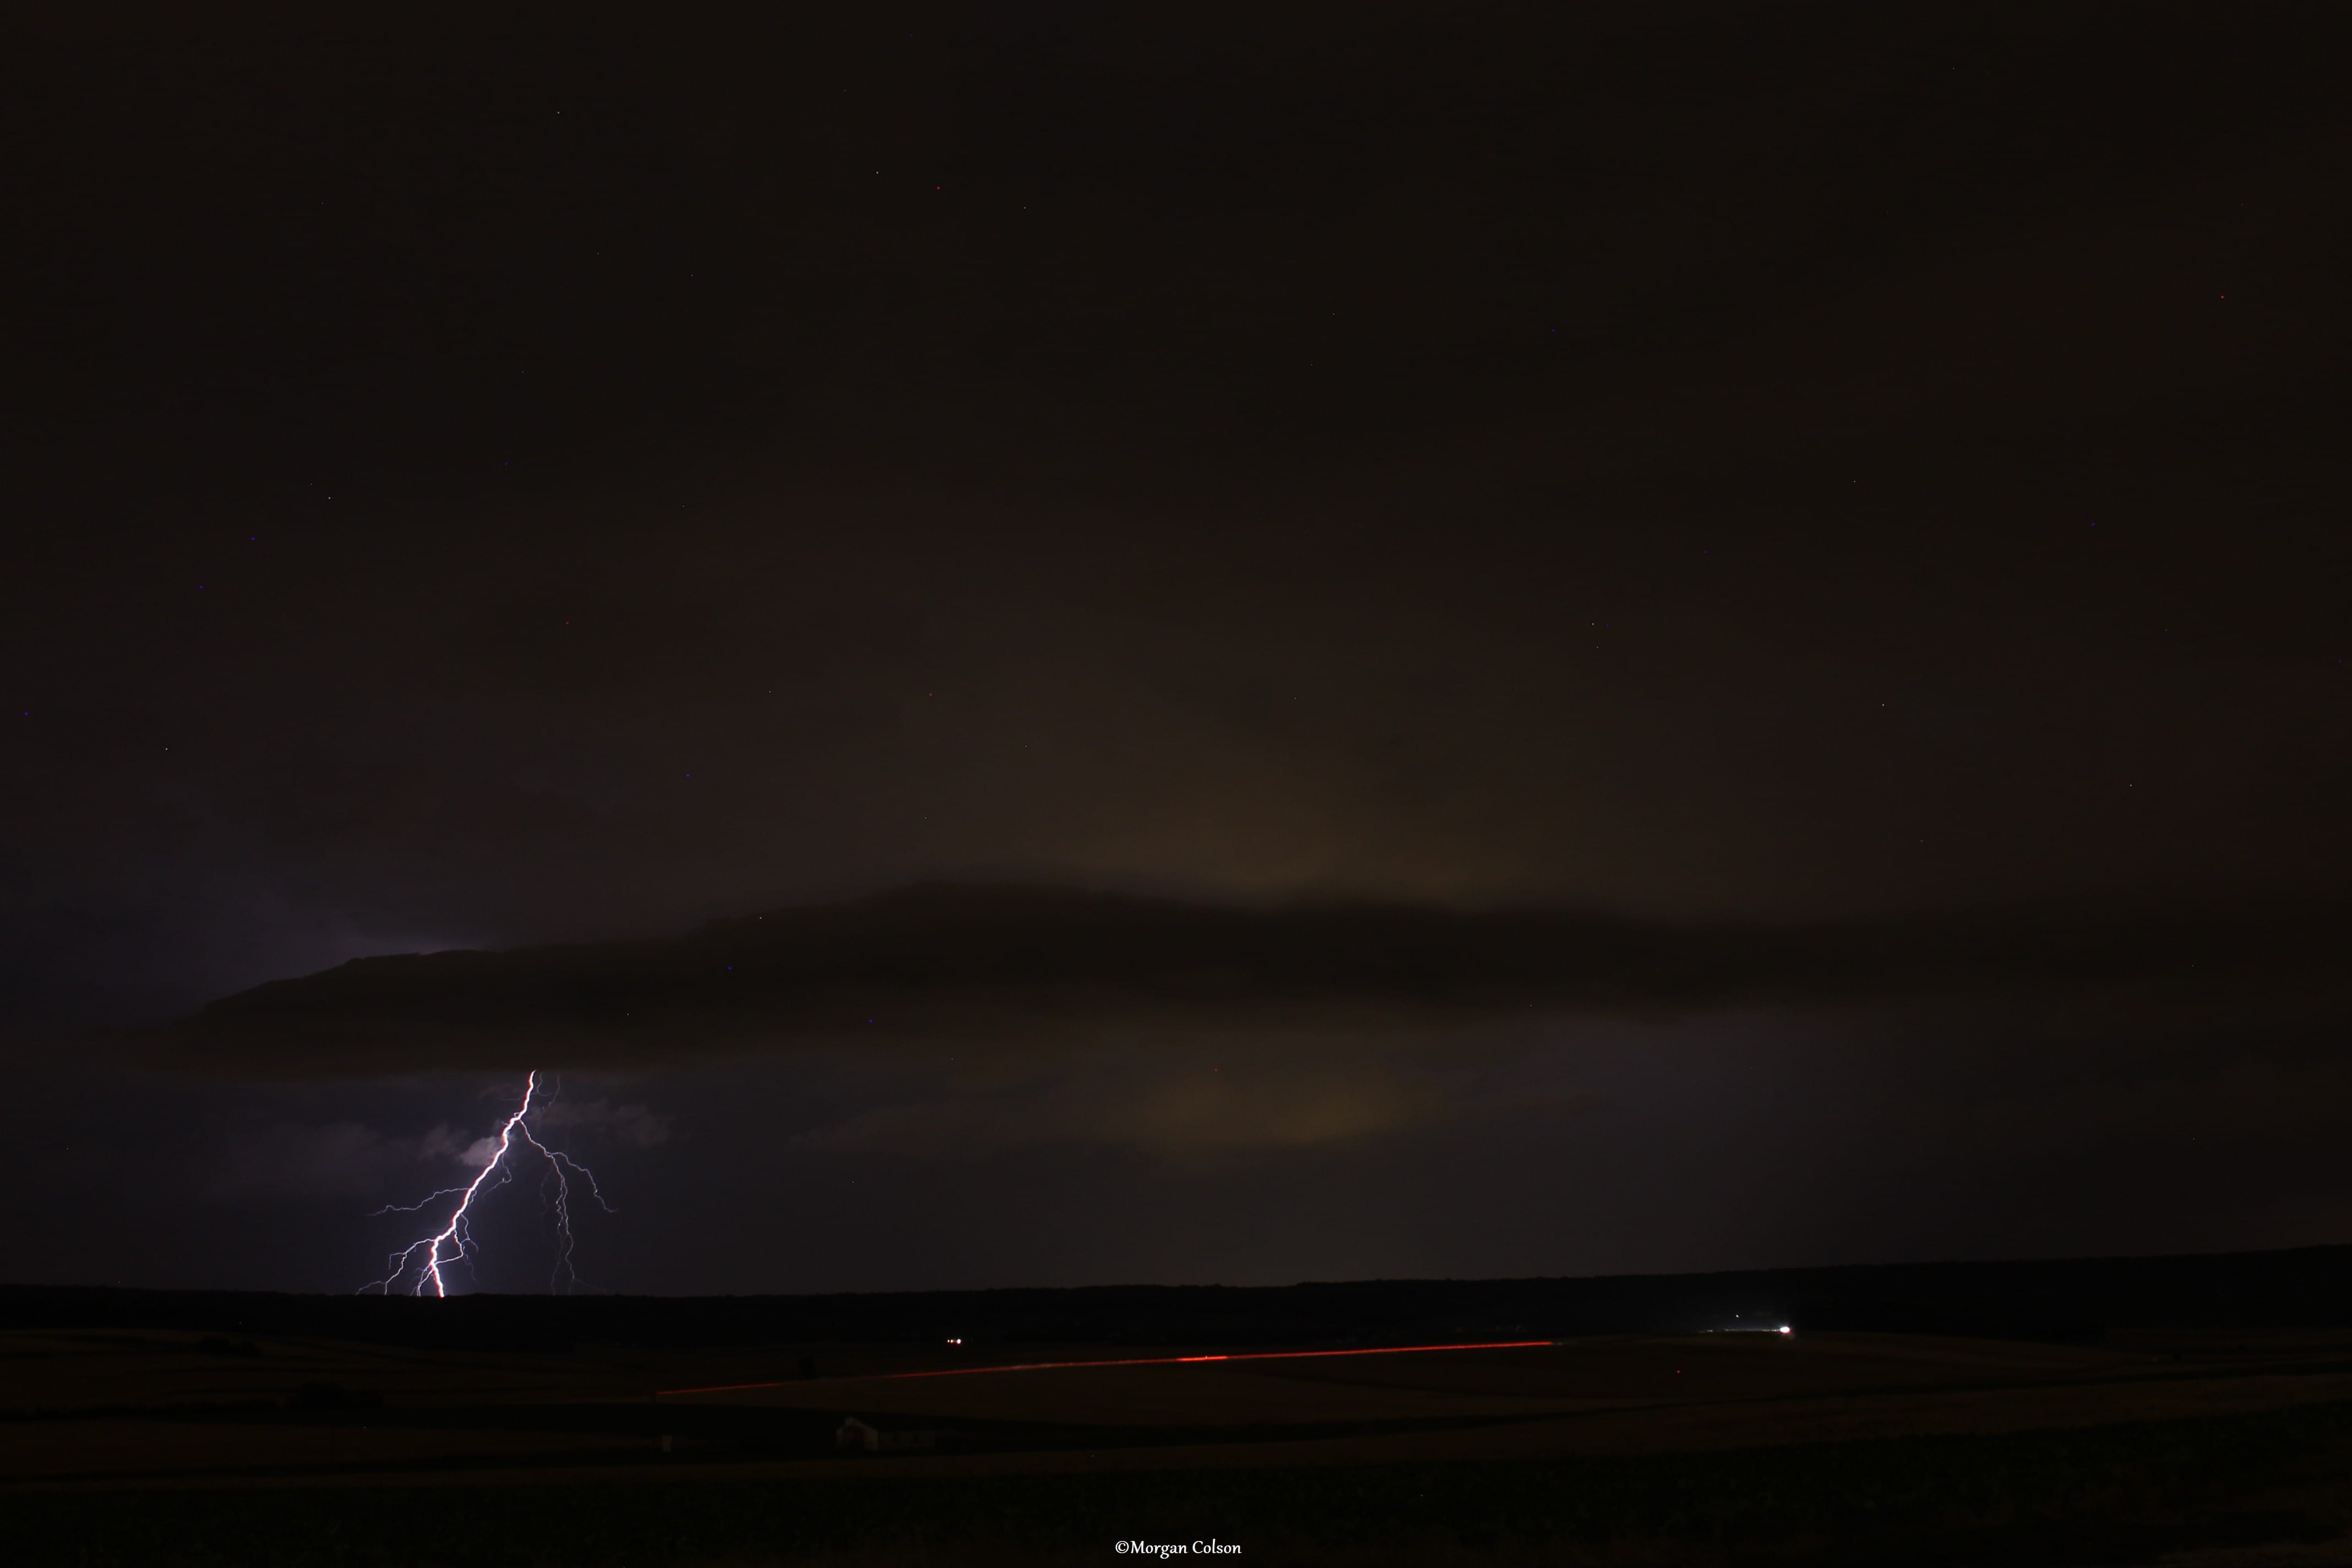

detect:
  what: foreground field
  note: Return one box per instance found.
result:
[12,1324,2352,1483]
[8,1324,2352,1562]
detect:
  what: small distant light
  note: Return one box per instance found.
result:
[1779,1326,1793,1335]
[946,1337,963,1346]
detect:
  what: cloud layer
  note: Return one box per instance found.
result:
[172,883,2352,1074]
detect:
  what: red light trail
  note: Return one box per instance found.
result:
[656,1338,1558,1397]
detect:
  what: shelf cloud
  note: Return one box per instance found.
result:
[169,882,2352,1074]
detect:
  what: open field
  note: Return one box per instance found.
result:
[14,1322,2352,1485]
[10,1319,2352,1563]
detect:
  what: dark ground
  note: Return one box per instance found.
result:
[9,1246,2352,1564]
[13,1242,2352,1349]
[5,1406,2352,1567]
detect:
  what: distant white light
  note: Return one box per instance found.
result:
[946,1337,963,1346]
[1779,1326,1793,1335]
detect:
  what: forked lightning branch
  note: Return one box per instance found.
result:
[364,1071,612,1297]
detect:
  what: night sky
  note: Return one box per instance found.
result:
[5,3,2351,1295]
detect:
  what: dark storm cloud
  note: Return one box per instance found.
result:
[4,6,2352,1011]
[173,883,2352,1072]
[7,5,2352,1293]
[7,2,2352,1007]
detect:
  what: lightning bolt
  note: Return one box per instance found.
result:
[364,1071,614,1297]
